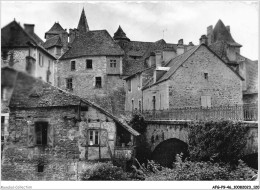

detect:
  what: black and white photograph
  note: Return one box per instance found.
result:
[0,1,259,189]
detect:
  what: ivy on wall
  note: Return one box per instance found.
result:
[188,120,251,164]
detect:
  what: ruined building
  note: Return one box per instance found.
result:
[1,68,139,180]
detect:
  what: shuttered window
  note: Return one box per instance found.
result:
[201,96,211,108]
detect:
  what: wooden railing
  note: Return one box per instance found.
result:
[120,104,258,121]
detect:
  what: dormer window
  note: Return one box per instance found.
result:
[71,60,76,71]
[110,60,116,68]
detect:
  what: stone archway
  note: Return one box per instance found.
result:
[150,138,188,168]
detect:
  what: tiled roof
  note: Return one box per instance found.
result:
[43,35,63,49]
[143,44,244,90]
[60,30,124,59]
[113,26,130,41]
[213,19,242,47]
[209,41,230,63]
[1,20,42,47]
[123,58,147,76]
[7,68,139,136]
[77,8,89,34]
[45,22,66,37]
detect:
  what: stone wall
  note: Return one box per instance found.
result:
[56,56,125,114]
[1,47,55,84]
[143,81,169,110]
[125,74,142,111]
[168,45,243,108]
[1,105,117,180]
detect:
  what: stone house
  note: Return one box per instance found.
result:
[1,20,56,146]
[1,20,56,84]
[1,68,139,180]
[141,43,244,111]
[205,19,258,104]
[55,9,126,113]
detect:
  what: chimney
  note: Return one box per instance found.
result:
[155,50,162,67]
[207,25,213,45]
[187,42,194,50]
[69,29,76,43]
[226,25,230,33]
[199,35,208,45]
[177,39,184,55]
[24,24,35,34]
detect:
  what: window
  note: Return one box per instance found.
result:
[86,59,92,69]
[38,53,41,66]
[152,96,156,110]
[35,122,48,145]
[1,87,8,101]
[110,60,116,68]
[127,80,131,92]
[1,116,5,124]
[37,164,44,172]
[95,77,102,88]
[1,116,4,141]
[204,73,208,80]
[71,60,76,71]
[201,96,211,108]
[66,78,73,90]
[89,130,99,145]
[139,100,142,111]
[131,99,134,111]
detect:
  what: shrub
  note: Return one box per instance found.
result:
[145,154,257,181]
[188,120,250,164]
[81,162,128,181]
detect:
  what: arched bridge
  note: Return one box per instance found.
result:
[145,120,258,168]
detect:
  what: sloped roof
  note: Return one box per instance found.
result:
[7,67,139,136]
[43,35,63,49]
[208,41,230,63]
[45,22,66,37]
[60,30,124,59]
[113,25,130,41]
[142,44,244,90]
[213,19,242,47]
[1,20,42,47]
[77,8,89,34]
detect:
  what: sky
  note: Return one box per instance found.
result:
[1,1,259,60]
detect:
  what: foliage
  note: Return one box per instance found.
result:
[129,112,147,134]
[188,120,250,164]
[145,154,257,181]
[81,162,129,181]
[129,112,151,164]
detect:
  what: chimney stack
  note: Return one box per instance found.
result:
[155,50,162,67]
[24,24,35,35]
[199,35,208,45]
[177,39,184,55]
[187,42,194,50]
[207,25,213,45]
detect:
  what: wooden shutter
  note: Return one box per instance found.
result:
[201,96,207,108]
[47,124,54,147]
[100,129,108,147]
[206,96,211,108]
[28,123,35,147]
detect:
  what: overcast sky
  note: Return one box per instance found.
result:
[1,1,259,60]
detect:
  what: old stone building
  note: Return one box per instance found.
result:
[1,20,57,147]
[1,68,139,180]
[55,9,126,114]
[1,20,56,84]
[205,19,258,104]
[142,44,243,110]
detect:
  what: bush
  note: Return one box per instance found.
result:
[145,154,257,181]
[188,120,250,164]
[81,162,129,181]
